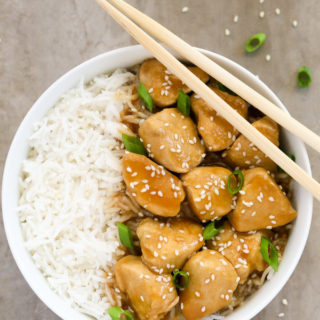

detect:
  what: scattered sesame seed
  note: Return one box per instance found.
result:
[225,28,231,36]
[292,20,298,27]
[259,0,264,3]
[182,6,189,13]
[140,295,144,302]
[278,313,285,318]
[268,196,275,202]
[259,11,265,18]
[265,54,271,62]
[275,8,281,15]
[282,298,288,306]
[233,15,239,23]
[181,303,184,310]
[201,306,206,312]
[195,291,200,297]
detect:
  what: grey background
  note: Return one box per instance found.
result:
[0,0,319,319]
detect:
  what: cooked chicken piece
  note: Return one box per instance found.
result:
[139,59,209,107]
[228,168,297,232]
[180,250,238,320]
[207,221,267,283]
[138,108,205,173]
[137,218,204,274]
[191,88,248,151]
[181,167,234,221]
[122,153,185,217]
[224,117,279,171]
[115,255,179,320]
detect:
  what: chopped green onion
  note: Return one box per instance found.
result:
[108,307,134,320]
[177,90,191,116]
[172,270,189,289]
[245,33,266,53]
[277,153,296,173]
[122,133,147,156]
[117,222,134,251]
[297,66,312,88]
[203,220,224,240]
[260,237,279,272]
[217,82,237,96]
[138,82,154,112]
[227,170,244,195]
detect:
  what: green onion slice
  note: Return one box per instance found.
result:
[260,237,279,272]
[297,66,312,88]
[118,222,134,251]
[217,82,237,96]
[227,170,244,195]
[245,33,266,53]
[177,90,191,116]
[203,220,224,240]
[138,82,154,112]
[278,153,296,173]
[172,270,189,289]
[108,307,134,320]
[122,133,147,156]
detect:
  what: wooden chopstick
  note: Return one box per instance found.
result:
[95,0,320,201]
[107,0,320,155]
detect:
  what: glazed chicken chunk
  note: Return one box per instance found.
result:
[139,59,209,107]
[224,117,279,171]
[182,167,234,221]
[137,218,204,274]
[228,168,297,232]
[115,255,179,320]
[208,221,267,283]
[122,153,185,217]
[191,88,248,151]
[138,108,205,173]
[180,250,238,320]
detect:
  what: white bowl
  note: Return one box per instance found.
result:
[2,45,313,320]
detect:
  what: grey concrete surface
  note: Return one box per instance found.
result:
[0,0,319,319]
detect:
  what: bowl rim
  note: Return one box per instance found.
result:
[2,44,313,320]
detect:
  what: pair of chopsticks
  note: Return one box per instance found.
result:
[96,0,320,201]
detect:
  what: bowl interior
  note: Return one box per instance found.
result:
[2,45,313,320]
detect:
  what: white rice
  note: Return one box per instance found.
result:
[18,69,139,319]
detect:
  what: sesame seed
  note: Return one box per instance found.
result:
[126,166,132,172]
[282,298,288,306]
[162,294,166,300]
[220,294,225,299]
[153,251,158,257]
[268,196,275,202]
[251,211,256,216]
[292,20,298,28]
[181,303,184,310]
[140,295,144,301]
[160,145,165,150]
[148,88,154,93]
[158,191,163,197]
[182,6,189,13]
[259,0,264,3]
[201,306,206,312]
[233,15,239,23]
[195,291,200,297]
[225,28,231,36]
[278,313,285,318]
[265,54,271,62]
[275,8,281,15]
[175,249,179,256]
[211,274,215,281]
[259,11,265,18]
